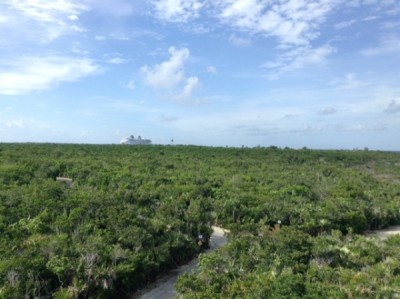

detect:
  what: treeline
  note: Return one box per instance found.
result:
[0,143,399,298]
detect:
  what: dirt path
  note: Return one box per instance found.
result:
[372,225,400,240]
[135,225,399,298]
[136,226,229,299]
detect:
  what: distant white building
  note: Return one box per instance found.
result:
[120,135,152,145]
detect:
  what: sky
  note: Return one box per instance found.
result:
[0,0,399,150]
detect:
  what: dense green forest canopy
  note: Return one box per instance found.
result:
[0,143,399,298]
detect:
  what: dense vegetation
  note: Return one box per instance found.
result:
[0,143,399,298]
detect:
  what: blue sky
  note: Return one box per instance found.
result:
[0,0,399,150]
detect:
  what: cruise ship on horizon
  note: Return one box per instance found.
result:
[120,135,152,145]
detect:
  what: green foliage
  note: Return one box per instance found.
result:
[0,143,399,298]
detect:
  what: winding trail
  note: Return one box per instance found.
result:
[371,225,400,240]
[136,226,229,299]
[135,225,400,298]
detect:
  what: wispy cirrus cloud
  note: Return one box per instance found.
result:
[334,19,356,29]
[105,53,128,65]
[216,0,341,46]
[206,65,218,74]
[150,0,204,23]
[6,0,86,23]
[229,34,251,47]
[2,116,50,131]
[4,117,26,128]
[147,1,395,80]
[107,57,128,64]
[262,44,335,76]
[0,56,100,95]
[0,15,8,22]
[214,0,342,75]
[361,36,400,56]
[329,73,365,90]
[1,0,87,42]
[146,1,399,77]
[84,0,138,17]
[0,115,67,142]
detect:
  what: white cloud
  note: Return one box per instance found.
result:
[295,45,335,65]
[68,14,79,21]
[215,1,341,74]
[144,0,399,76]
[1,0,87,42]
[329,73,365,90]
[84,0,139,17]
[361,36,400,56]
[2,116,50,132]
[126,80,135,90]
[229,34,251,47]
[362,15,378,21]
[381,21,400,29]
[147,0,399,47]
[217,0,340,46]
[95,35,106,41]
[181,76,200,98]
[346,0,399,10]
[106,57,128,64]
[141,47,189,89]
[220,0,264,27]
[7,0,86,23]
[151,0,204,23]
[342,73,364,89]
[4,117,24,128]
[334,19,356,29]
[0,107,13,116]
[206,66,218,74]
[141,47,202,102]
[0,56,100,95]
[109,33,131,41]
[0,116,65,143]
[173,77,202,105]
[70,41,90,55]
[110,57,128,64]
[263,44,335,75]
